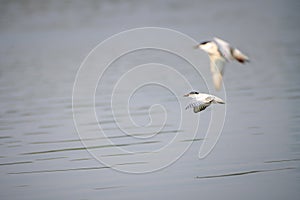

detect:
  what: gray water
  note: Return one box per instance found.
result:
[1,0,300,199]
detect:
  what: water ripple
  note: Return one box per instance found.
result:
[21,141,159,155]
[195,167,296,179]
[8,166,110,175]
[93,186,124,190]
[264,158,300,163]
[0,161,33,166]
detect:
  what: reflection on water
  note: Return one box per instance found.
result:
[1,0,300,199]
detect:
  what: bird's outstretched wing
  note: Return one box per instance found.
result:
[215,37,249,63]
[213,37,232,61]
[210,56,226,91]
[193,104,210,113]
[185,101,211,113]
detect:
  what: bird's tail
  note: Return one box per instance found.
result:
[213,96,225,104]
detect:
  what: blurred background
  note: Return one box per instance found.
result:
[0,0,299,199]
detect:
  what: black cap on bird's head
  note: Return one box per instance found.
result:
[200,41,210,45]
[184,91,199,97]
[194,41,211,49]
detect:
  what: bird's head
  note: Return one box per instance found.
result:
[184,91,199,98]
[196,41,217,54]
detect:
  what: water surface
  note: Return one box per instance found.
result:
[0,0,299,199]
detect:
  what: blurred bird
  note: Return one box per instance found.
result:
[184,91,225,113]
[195,37,249,90]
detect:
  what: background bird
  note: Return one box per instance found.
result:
[184,91,225,113]
[195,37,249,90]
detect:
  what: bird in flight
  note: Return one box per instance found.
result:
[195,37,249,90]
[184,91,225,113]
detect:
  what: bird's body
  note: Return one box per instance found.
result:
[184,91,225,113]
[195,37,249,90]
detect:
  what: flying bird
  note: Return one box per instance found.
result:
[195,37,249,90]
[184,91,225,113]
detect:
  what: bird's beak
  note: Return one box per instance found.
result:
[183,94,189,97]
[193,44,200,49]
